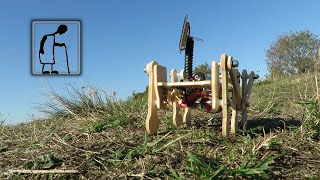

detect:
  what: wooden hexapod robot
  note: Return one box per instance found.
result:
[144,16,259,136]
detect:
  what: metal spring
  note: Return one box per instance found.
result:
[185,37,194,80]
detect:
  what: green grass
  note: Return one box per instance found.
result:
[1,74,320,179]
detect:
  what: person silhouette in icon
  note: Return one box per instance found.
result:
[39,24,68,74]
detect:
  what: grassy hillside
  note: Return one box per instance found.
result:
[1,74,320,179]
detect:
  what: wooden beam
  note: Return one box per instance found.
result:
[159,81,234,91]
[158,80,211,87]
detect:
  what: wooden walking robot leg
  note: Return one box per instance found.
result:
[183,107,191,127]
[174,69,191,127]
[170,69,183,127]
[228,56,241,135]
[145,61,167,134]
[220,54,230,136]
[169,69,190,127]
[230,68,240,134]
[145,61,159,134]
[241,70,248,128]
[241,71,256,128]
[220,54,242,136]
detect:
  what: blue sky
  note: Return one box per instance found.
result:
[0,0,319,124]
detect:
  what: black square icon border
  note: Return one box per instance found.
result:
[31,20,81,75]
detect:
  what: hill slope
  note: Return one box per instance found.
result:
[1,74,320,179]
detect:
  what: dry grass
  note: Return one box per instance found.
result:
[1,75,320,179]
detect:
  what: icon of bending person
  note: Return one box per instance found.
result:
[39,24,69,74]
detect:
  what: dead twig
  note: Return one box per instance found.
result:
[8,169,79,174]
[53,133,100,154]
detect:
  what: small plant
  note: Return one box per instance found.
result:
[185,150,223,179]
[232,152,275,178]
[183,149,280,179]
[255,79,272,87]
[90,115,127,132]
[22,153,63,170]
[112,146,147,160]
[297,99,320,135]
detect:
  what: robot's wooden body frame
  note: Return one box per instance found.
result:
[145,54,257,137]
